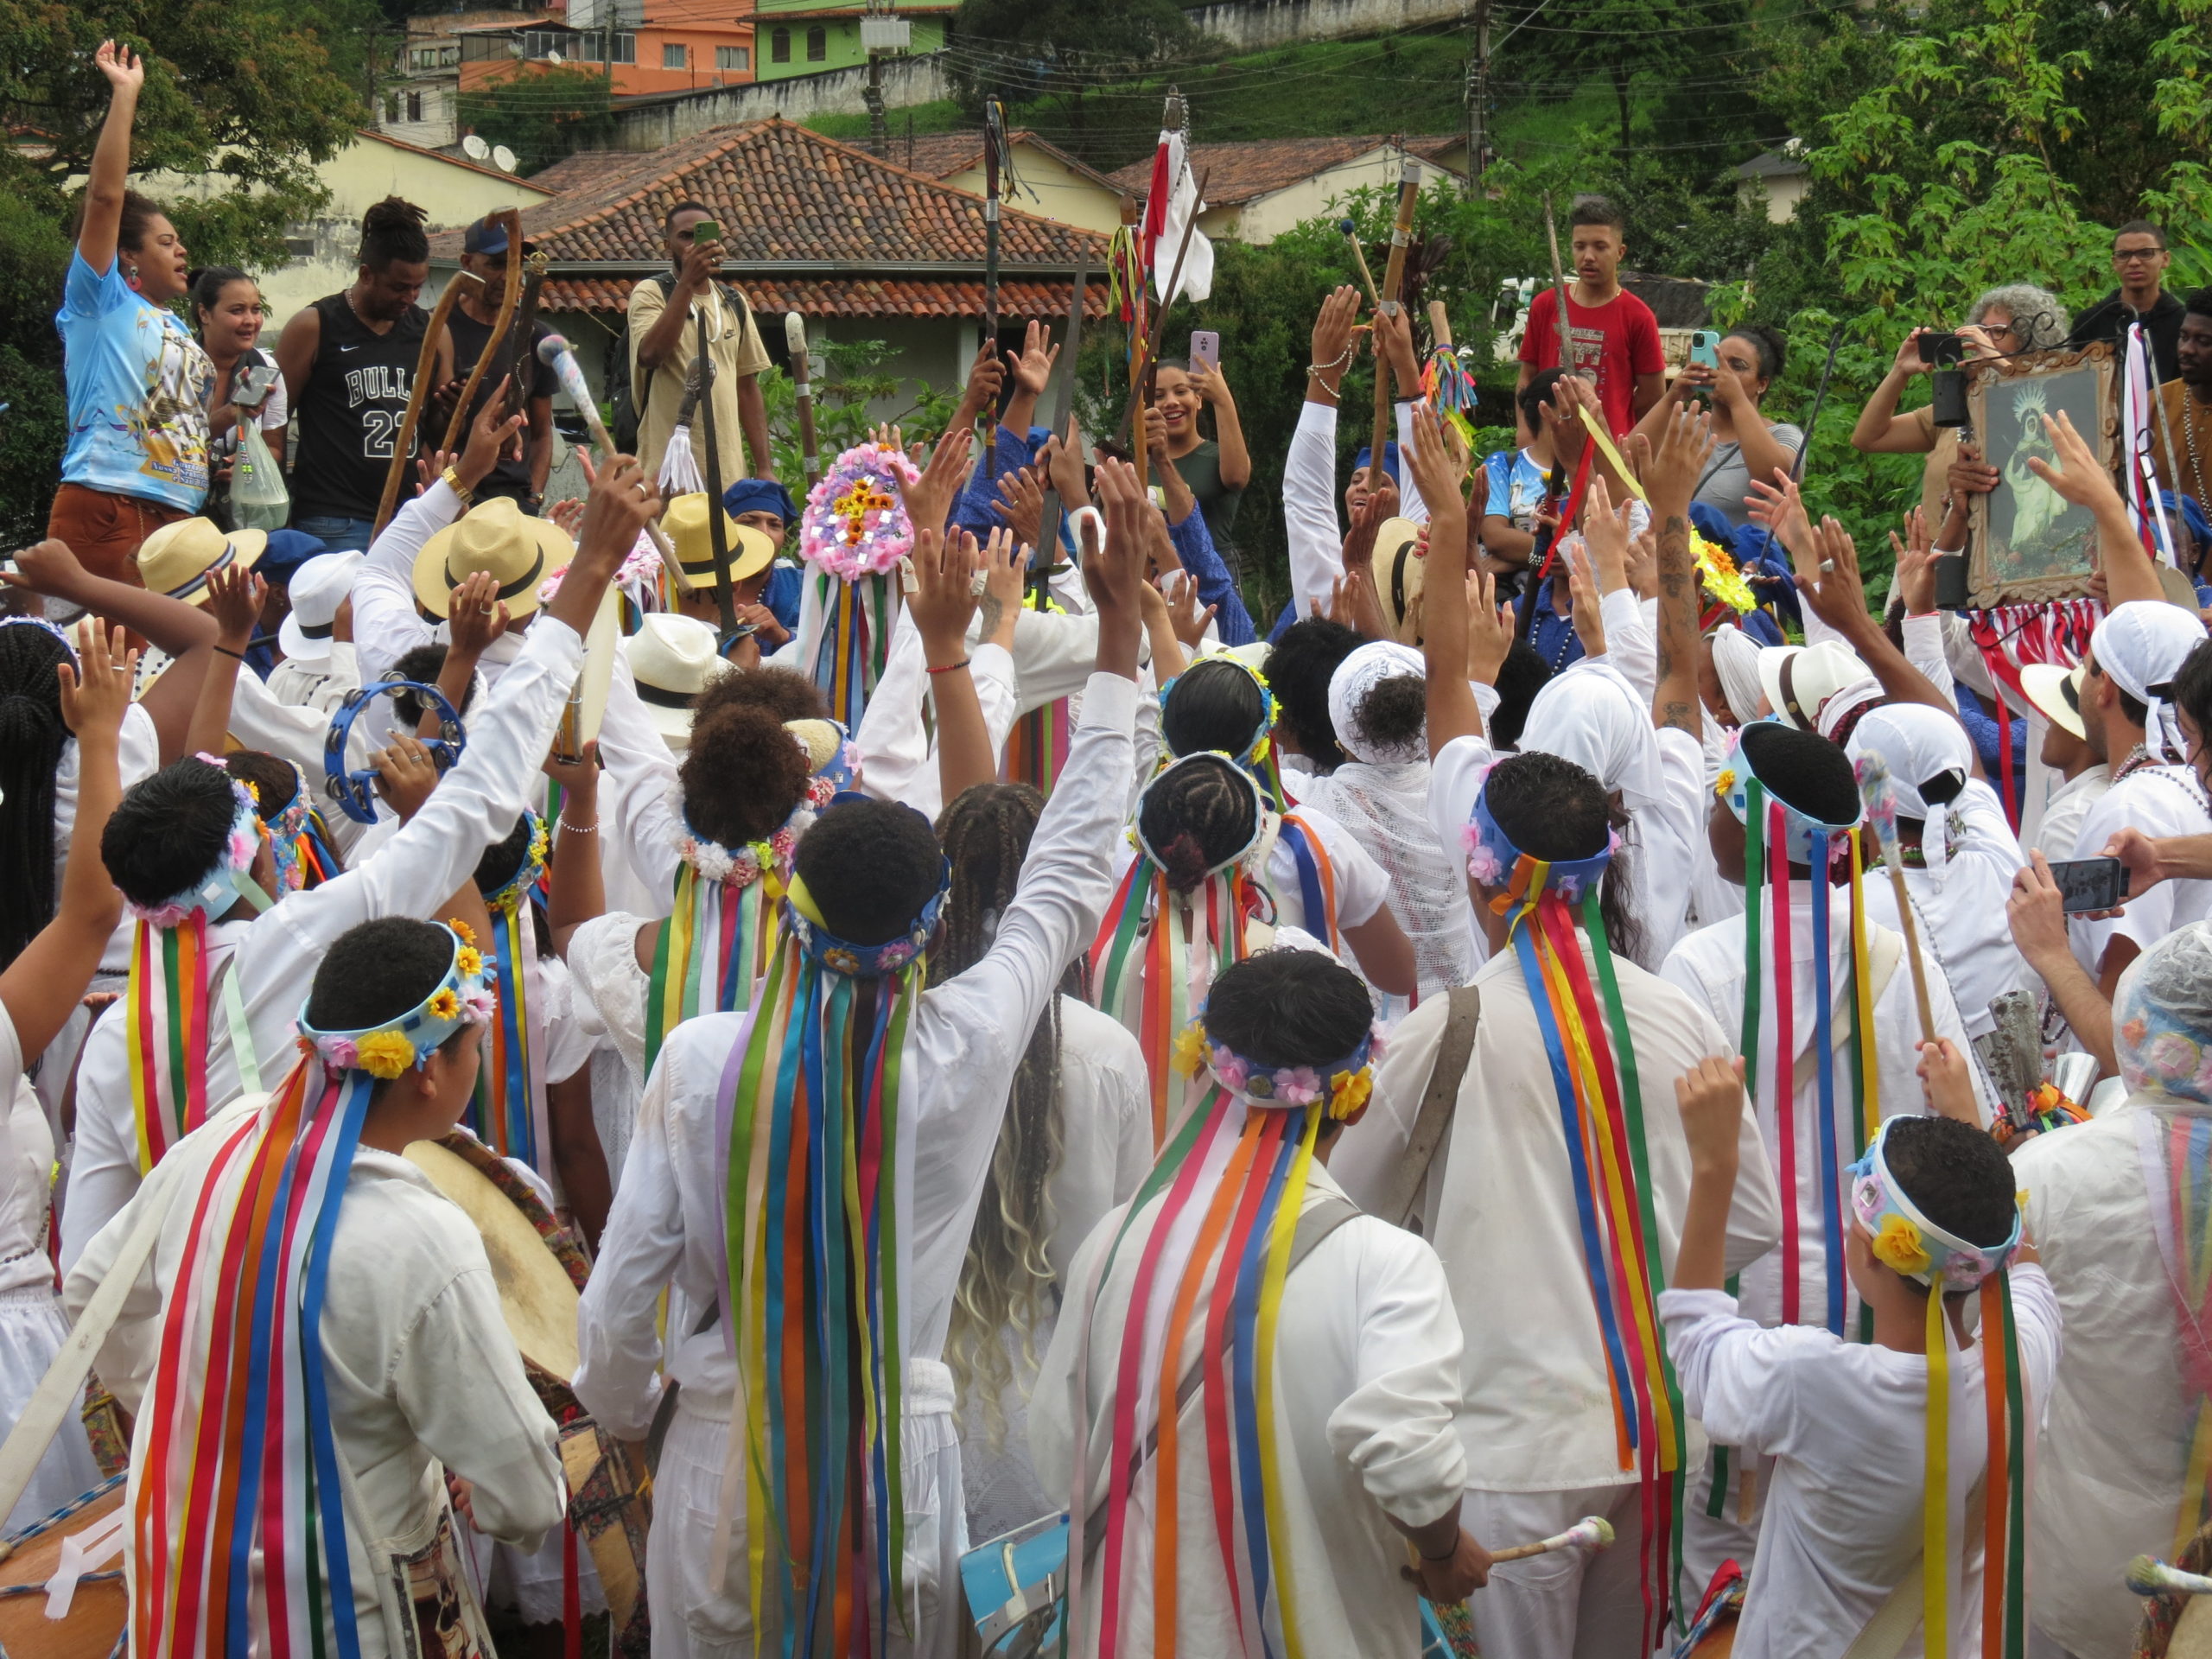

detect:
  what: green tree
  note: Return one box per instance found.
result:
[457,65,617,176]
[950,0,1202,135]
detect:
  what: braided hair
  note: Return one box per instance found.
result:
[0,625,74,969]
[932,782,1071,1442]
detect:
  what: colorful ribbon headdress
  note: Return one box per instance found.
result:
[1463,767,1681,1648]
[126,764,271,1175]
[712,824,950,1652]
[1070,992,1383,1659]
[645,720,857,1073]
[798,442,920,729]
[132,925,491,1659]
[464,814,550,1172]
[1846,1119,2027,1659]
[255,757,340,894]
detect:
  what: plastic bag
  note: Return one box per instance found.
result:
[230,418,289,534]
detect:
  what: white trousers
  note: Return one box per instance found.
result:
[1459,1481,1649,1659]
[646,1360,967,1659]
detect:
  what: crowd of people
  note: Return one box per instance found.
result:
[14,32,2212,1659]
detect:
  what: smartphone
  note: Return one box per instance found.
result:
[2047,856,2128,913]
[232,360,280,410]
[1189,329,1221,374]
[1688,330,1720,371]
[1918,331,1964,365]
[690,217,721,246]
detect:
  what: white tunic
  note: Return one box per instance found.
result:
[572,671,1137,1656]
[1661,1269,2061,1659]
[2029,763,2111,863]
[64,1099,565,1658]
[2069,764,2212,976]
[2012,1098,2212,1659]
[1858,778,2027,1039]
[1028,1161,1468,1659]
[1661,891,1989,1332]
[264,639,362,714]
[1331,941,1782,1491]
[61,614,585,1267]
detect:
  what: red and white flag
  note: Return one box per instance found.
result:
[1142,129,1213,304]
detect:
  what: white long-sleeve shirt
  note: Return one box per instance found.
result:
[1661,1269,2060,1659]
[1332,940,1782,1491]
[1028,1160,1469,1659]
[573,670,1140,1441]
[1661,889,1989,1331]
[65,1098,565,1659]
[1858,778,2026,1039]
[63,614,585,1268]
[1280,398,1430,623]
[852,618,1021,823]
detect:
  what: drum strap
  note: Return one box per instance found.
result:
[0,1186,167,1539]
[1840,1556,1924,1659]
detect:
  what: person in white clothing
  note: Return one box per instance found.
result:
[2018,661,2111,864]
[0,619,131,1529]
[65,916,568,1658]
[1846,702,2029,1038]
[931,781,1152,1545]
[1662,1049,2059,1659]
[1031,947,1490,1658]
[2012,921,2212,1659]
[572,467,1151,1659]
[264,549,364,712]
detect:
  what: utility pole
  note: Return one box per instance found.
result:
[1463,0,1491,193]
[860,0,908,158]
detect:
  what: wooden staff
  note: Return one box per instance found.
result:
[1488,1515,1613,1563]
[692,305,737,637]
[785,311,820,489]
[982,98,1005,487]
[373,269,480,538]
[1856,753,1940,1045]
[437,208,524,454]
[495,249,551,426]
[1542,191,1575,376]
[1370,155,1423,493]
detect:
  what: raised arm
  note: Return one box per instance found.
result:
[1850,333,1942,454]
[1408,404,1494,753]
[909,526,991,806]
[76,42,143,275]
[1643,402,1714,739]
[2027,410,2164,606]
[543,741,606,955]
[1192,360,1250,491]
[1796,513,1957,716]
[183,563,265,758]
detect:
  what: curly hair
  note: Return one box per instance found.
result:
[691,664,828,726]
[1968,283,2070,353]
[1349,673,1427,760]
[1264,619,1361,771]
[932,783,1075,1441]
[0,625,73,969]
[681,706,809,847]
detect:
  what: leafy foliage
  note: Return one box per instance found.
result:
[950,0,1203,135]
[456,66,617,175]
[756,338,962,510]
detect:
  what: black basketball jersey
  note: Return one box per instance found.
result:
[287,291,428,524]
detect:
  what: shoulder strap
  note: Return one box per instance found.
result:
[1790,925,1903,1099]
[1379,983,1483,1231]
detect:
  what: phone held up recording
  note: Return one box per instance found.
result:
[2047,856,2129,915]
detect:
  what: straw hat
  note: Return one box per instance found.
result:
[664,493,775,585]
[134,518,266,606]
[2019,662,2087,741]
[1370,517,1426,645]
[278,551,363,663]
[619,613,728,748]
[411,498,572,618]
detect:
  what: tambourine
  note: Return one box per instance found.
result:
[323,679,465,824]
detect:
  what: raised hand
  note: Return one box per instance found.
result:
[1163,569,1216,647]
[1745,467,1815,564]
[957,343,1006,423]
[1465,566,1513,686]
[2024,410,2122,512]
[1643,399,1715,519]
[57,620,137,744]
[94,39,144,95]
[1916,1039,1980,1123]
[1889,507,1936,615]
[202,563,265,652]
[1565,543,1607,658]
[446,569,509,658]
[455,378,527,492]
[1043,415,1090,508]
[1084,458,1149,652]
[1,538,94,606]
[906,525,979,663]
[1006,319,1059,398]
[992,464,1045,551]
[898,421,976,543]
[1675,1054,1747,1177]
[1582,474,1633,593]
[1798,516,1867,631]
[371,733,442,823]
[1308,284,1362,396]
[978,525,1027,651]
[1403,404,1469,519]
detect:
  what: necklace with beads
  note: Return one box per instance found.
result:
[2183,387,2211,508]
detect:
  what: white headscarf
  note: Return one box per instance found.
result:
[1519,659,1668,819]
[1296,643,1473,996]
[1709,623,1764,726]
[1846,704,1974,869]
[2091,600,2207,761]
[1326,640,1427,764]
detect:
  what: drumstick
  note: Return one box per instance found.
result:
[373,270,480,539]
[2127,1554,2212,1597]
[1853,753,1940,1045]
[1487,1515,1615,1563]
[437,207,524,454]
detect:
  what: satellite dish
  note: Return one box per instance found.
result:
[462,134,490,161]
[546,48,563,64]
[493,145,518,174]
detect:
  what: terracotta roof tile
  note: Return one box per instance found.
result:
[521,148,662,196]
[430,118,1106,270]
[887,129,1126,195]
[1105,134,1461,207]
[539,274,1110,320]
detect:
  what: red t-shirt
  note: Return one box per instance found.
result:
[1517,287,1666,435]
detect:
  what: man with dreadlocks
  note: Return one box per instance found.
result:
[1031,944,1486,1656]
[1331,401,1780,1657]
[572,459,1154,1659]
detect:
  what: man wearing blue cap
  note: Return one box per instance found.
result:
[434,216,554,513]
[720,475,802,639]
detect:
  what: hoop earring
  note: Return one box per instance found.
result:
[124,264,142,290]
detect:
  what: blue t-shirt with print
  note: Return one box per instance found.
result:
[1483,448,1552,531]
[56,251,213,512]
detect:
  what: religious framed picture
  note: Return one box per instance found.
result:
[1966,341,2117,606]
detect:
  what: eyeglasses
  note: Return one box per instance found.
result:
[2114,246,2166,263]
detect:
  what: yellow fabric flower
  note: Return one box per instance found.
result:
[353,1029,418,1081]
[426,988,461,1021]
[1328,1068,1372,1122]
[1870,1213,1931,1277]
[455,946,484,978]
[1713,768,1738,800]
[448,918,478,947]
[1172,1020,1210,1078]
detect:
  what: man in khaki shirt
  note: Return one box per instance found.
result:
[627,200,774,486]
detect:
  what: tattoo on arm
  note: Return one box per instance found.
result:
[977,593,1005,640]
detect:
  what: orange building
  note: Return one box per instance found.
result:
[454,5,760,99]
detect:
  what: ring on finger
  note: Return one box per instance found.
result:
[1819,558,1836,573]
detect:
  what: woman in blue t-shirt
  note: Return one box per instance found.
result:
[46,41,213,592]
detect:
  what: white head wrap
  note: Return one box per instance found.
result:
[2114,920,2212,1103]
[1709,623,1764,726]
[2090,600,2208,762]
[1520,659,1668,819]
[1815,677,1886,747]
[1846,704,1974,869]
[1326,640,1427,765]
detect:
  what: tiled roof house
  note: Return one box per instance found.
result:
[1106,134,1464,246]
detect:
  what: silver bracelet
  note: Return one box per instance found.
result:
[556,816,599,836]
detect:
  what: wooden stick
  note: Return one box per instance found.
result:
[1370,156,1423,489]
[496,249,550,426]
[785,311,820,489]
[438,208,524,454]
[1884,862,1941,1046]
[1337,218,1384,309]
[1116,167,1211,483]
[1427,298,1453,349]
[536,333,690,592]
[1542,192,1575,375]
[1487,1515,1614,1563]
[374,270,480,538]
[2127,1554,2212,1598]
[692,304,737,636]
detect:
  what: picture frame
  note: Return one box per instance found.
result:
[1966,341,2117,607]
